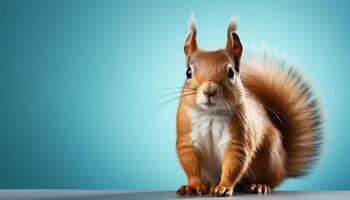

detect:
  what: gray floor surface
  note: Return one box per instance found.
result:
[0,190,349,200]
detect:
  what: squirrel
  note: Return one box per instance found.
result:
[176,16,322,197]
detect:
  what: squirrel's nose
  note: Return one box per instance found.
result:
[202,84,218,97]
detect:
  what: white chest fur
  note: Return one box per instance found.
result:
[187,108,232,185]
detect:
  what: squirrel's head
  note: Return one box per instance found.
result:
[182,16,243,112]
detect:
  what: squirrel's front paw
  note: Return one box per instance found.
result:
[208,185,233,197]
[176,184,209,196]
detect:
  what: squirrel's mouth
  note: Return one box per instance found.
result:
[201,101,216,106]
[201,97,216,106]
[199,101,218,111]
[196,92,224,111]
[197,95,220,110]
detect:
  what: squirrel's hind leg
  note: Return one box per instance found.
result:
[244,183,271,194]
[243,126,287,194]
[233,180,271,194]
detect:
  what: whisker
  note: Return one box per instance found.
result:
[226,99,243,120]
[223,90,286,122]
[187,82,200,89]
[150,86,185,93]
[150,92,197,112]
[265,106,284,125]
[146,90,196,105]
[224,97,249,128]
[223,90,260,102]
[223,99,234,116]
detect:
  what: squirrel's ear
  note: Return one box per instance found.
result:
[225,17,242,72]
[184,15,198,64]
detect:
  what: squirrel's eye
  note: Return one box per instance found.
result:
[186,67,192,79]
[228,67,234,79]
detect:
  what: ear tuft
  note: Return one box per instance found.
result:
[184,13,198,63]
[228,16,239,33]
[189,13,197,34]
[226,16,242,72]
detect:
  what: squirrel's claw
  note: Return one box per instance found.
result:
[176,184,208,196]
[208,185,233,197]
[245,183,271,194]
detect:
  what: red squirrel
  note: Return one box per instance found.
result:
[176,16,322,197]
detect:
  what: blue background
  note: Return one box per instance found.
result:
[1,0,349,190]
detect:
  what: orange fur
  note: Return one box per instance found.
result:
[176,17,322,197]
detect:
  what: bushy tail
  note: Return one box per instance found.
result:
[241,54,322,177]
